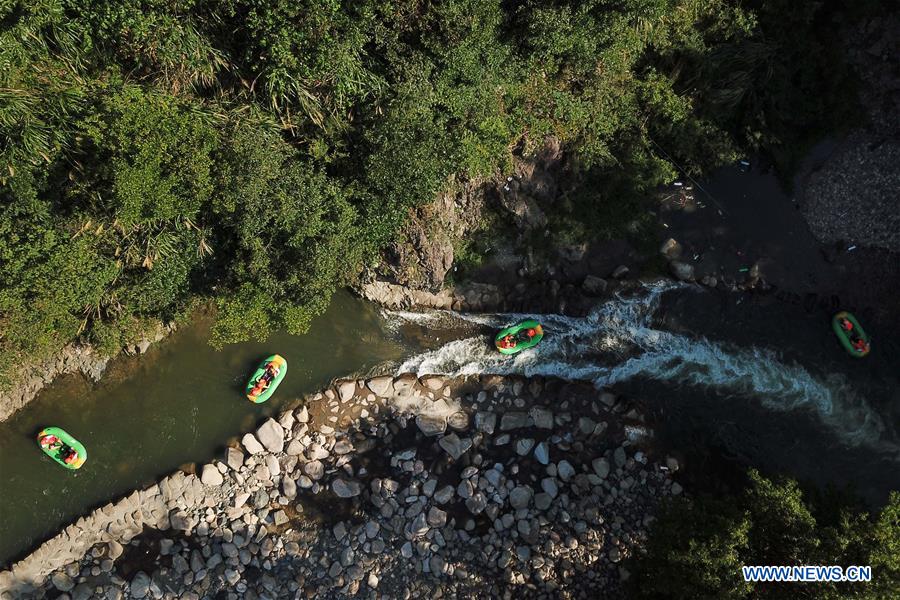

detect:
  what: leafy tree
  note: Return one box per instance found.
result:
[631,471,900,599]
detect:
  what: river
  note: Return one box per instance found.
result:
[2,160,898,569]
[0,292,413,566]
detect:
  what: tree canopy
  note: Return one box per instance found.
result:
[0,0,864,380]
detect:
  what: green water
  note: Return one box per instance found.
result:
[0,292,409,567]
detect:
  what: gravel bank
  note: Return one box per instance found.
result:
[0,374,681,599]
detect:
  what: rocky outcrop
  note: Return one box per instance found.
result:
[1,374,681,599]
[0,322,175,422]
[367,136,569,295]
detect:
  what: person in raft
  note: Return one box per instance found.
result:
[852,338,869,353]
[840,318,853,332]
[499,335,516,350]
[40,434,61,450]
[62,447,79,465]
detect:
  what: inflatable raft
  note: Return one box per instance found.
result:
[246,354,287,403]
[832,311,870,358]
[37,427,87,470]
[495,320,544,355]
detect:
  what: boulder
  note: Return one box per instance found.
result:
[333,478,362,498]
[659,238,682,260]
[366,376,393,397]
[338,380,356,402]
[669,260,695,282]
[592,458,610,479]
[241,433,264,455]
[256,418,284,453]
[51,572,75,592]
[225,447,244,471]
[417,414,447,437]
[438,433,472,460]
[130,571,151,598]
[581,275,608,296]
[509,486,533,510]
[200,464,223,486]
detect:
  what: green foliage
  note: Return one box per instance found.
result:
[0,0,873,385]
[631,471,900,600]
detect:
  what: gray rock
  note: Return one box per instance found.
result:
[427,506,448,527]
[509,486,533,509]
[241,433,264,455]
[278,410,295,430]
[669,260,695,281]
[226,447,244,471]
[612,265,630,279]
[107,540,124,560]
[338,380,356,401]
[515,438,535,456]
[609,547,622,563]
[659,238,682,259]
[51,572,75,592]
[421,376,445,390]
[534,493,553,510]
[366,376,393,397]
[130,572,150,598]
[333,439,353,455]
[256,418,284,453]
[614,447,627,468]
[465,493,487,515]
[592,458,610,479]
[447,411,469,430]
[533,441,550,465]
[434,485,455,504]
[295,405,310,423]
[582,275,609,296]
[265,453,281,477]
[529,407,553,429]
[333,478,362,498]
[541,477,559,498]
[557,460,576,481]
[172,553,189,574]
[303,460,324,480]
[417,414,447,437]
[401,542,413,559]
[273,509,289,526]
[200,463,223,486]
[282,476,297,499]
[671,482,683,495]
[500,412,529,431]
[474,411,496,434]
[438,433,472,460]
[286,439,305,456]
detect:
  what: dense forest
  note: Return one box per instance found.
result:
[1,0,860,382]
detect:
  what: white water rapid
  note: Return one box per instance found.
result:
[390,281,896,456]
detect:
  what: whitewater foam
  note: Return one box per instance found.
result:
[393,281,895,455]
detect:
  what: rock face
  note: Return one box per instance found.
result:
[4,374,680,600]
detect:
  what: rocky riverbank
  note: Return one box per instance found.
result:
[0,322,176,423]
[0,374,681,599]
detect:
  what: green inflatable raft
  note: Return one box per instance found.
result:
[37,427,87,470]
[246,354,287,403]
[495,319,544,355]
[832,311,870,358]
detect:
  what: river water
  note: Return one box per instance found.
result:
[2,161,898,568]
[0,292,412,566]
